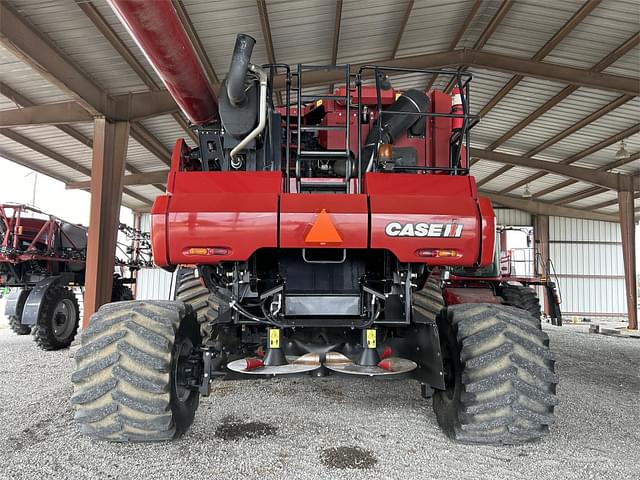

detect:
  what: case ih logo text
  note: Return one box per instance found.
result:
[385,222,463,238]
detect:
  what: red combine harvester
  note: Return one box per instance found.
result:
[1,203,148,349]
[71,2,558,445]
[446,226,563,326]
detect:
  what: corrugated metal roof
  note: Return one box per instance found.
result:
[482,0,584,59]
[396,0,471,57]
[543,1,640,71]
[182,0,269,76]
[10,0,150,95]
[0,45,69,107]
[0,0,638,217]
[337,0,411,64]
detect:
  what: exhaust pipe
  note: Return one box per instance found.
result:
[229,64,268,165]
[107,0,218,125]
[227,34,256,107]
[219,34,264,142]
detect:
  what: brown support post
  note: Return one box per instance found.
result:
[83,118,130,328]
[534,215,550,315]
[618,190,638,330]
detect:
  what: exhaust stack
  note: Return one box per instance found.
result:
[226,34,256,107]
[107,0,218,125]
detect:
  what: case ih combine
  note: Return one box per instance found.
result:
[71,1,558,445]
[1,203,150,350]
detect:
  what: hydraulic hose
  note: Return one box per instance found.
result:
[363,89,429,172]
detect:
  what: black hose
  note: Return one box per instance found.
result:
[227,34,256,107]
[362,89,429,173]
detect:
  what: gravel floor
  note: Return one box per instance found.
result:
[0,320,638,480]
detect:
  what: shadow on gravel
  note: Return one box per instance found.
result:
[320,446,378,470]
[214,415,277,441]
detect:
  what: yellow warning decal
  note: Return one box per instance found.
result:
[269,328,280,349]
[366,329,377,349]
[315,99,323,108]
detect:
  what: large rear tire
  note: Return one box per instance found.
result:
[34,286,80,351]
[71,300,201,442]
[501,284,541,321]
[413,275,445,323]
[175,268,218,339]
[433,303,558,445]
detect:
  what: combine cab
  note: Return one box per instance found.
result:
[1,203,147,349]
[71,5,558,445]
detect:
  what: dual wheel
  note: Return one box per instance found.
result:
[417,277,557,444]
[71,300,201,441]
[71,270,215,441]
[7,282,133,351]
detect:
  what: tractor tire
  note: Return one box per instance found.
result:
[433,303,558,445]
[111,283,134,302]
[413,275,445,323]
[175,269,218,339]
[8,315,31,335]
[502,284,541,321]
[33,286,80,351]
[71,300,201,442]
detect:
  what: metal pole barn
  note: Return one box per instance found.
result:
[82,118,130,328]
[618,189,637,330]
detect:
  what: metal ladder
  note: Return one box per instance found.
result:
[292,64,352,193]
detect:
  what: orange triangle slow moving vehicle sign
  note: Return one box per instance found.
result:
[305,209,343,244]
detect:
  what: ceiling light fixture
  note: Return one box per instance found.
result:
[522,184,532,199]
[615,140,629,160]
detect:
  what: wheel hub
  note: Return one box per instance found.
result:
[52,299,76,340]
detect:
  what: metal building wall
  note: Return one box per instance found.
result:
[548,217,626,319]
[136,214,174,300]
[494,208,532,226]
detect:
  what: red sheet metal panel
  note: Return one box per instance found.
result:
[279,194,368,249]
[153,172,281,265]
[443,287,500,305]
[478,196,496,267]
[365,173,482,265]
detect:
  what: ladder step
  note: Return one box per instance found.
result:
[299,179,348,190]
[300,94,348,101]
[298,64,347,71]
[299,150,349,157]
[297,125,347,132]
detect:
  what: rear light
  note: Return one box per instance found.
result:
[416,248,458,258]
[185,247,230,256]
